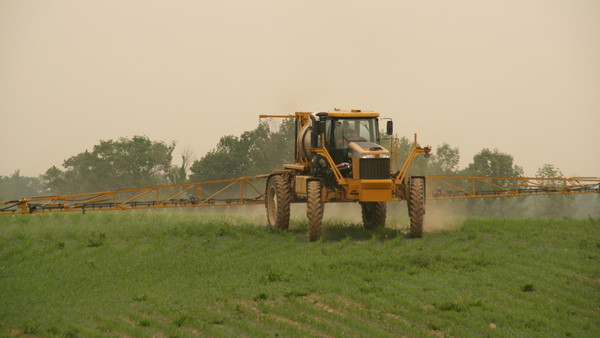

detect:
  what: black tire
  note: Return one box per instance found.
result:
[265,175,291,229]
[360,202,387,229]
[307,180,324,241]
[408,177,425,238]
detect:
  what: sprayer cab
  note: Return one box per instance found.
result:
[306,110,393,181]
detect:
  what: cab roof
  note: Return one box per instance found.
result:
[324,109,379,118]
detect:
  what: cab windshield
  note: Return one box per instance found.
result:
[325,118,380,163]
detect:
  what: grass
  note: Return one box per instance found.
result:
[0,209,599,337]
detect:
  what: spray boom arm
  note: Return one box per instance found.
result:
[394,134,431,185]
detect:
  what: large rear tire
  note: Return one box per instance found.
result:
[360,202,387,229]
[307,180,324,241]
[408,177,425,238]
[265,175,291,229]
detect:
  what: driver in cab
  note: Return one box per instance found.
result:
[337,121,357,147]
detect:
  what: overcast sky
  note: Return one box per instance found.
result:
[1,0,599,178]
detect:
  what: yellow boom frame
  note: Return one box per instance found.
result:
[2,111,598,215]
[0,176,267,215]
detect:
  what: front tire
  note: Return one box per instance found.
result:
[360,202,387,229]
[265,175,291,229]
[408,177,425,238]
[307,180,324,241]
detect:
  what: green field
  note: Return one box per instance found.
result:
[0,209,598,337]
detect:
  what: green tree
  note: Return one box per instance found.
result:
[44,136,175,194]
[167,148,194,185]
[0,170,43,200]
[461,148,526,217]
[462,148,524,181]
[41,166,66,195]
[431,143,460,175]
[531,164,575,218]
[189,120,294,182]
[251,119,295,174]
[385,136,459,176]
[535,164,564,185]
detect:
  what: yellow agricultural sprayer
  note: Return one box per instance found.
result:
[2,110,598,241]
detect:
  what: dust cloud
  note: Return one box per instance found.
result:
[166,193,598,232]
[423,201,466,233]
[193,201,466,233]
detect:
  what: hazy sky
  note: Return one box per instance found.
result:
[1,0,599,178]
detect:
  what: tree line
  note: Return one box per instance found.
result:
[0,121,295,200]
[1,120,594,217]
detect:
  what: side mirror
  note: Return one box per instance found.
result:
[386,120,393,135]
